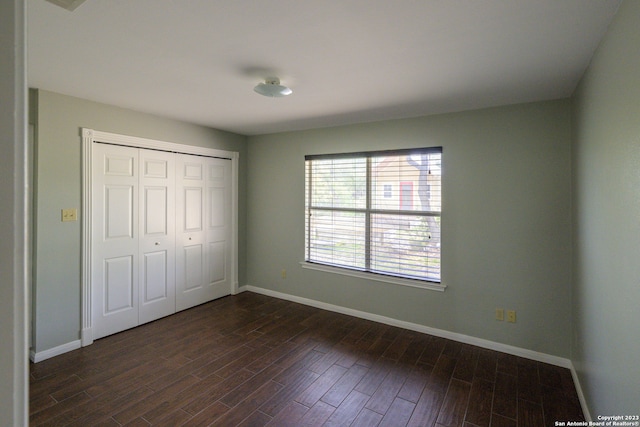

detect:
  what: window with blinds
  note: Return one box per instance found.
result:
[305,147,442,283]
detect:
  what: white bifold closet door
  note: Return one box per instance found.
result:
[138,149,176,325]
[175,153,231,311]
[92,143,231,340]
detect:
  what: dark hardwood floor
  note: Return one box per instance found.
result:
[30,292,585,426]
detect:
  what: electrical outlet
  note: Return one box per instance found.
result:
[507,310,516,323]
[495,308,504,321]
[61,208,77,222]
[281,269,287,279]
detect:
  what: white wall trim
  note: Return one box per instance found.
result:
[81,129,94,346]
[30,283,591,418]
[86,128,237,160]
[570,365,592,421]
[242,285,572,368]
[30,340,82,363]
[81,128,239,347]
[241,285,593,415]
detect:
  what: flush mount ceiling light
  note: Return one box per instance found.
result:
[45,0,88,11]
[254,77,293,98]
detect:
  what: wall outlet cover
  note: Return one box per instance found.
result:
[61,208,78,222]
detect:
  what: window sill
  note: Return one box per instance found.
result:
[300,262,446,292]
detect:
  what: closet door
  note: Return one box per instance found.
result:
[92,144,140,339]
[205,157,232,301]
[175,154,231,311]
[138,149,176,324]
[92,143,232,338]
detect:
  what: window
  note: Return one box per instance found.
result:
[305,147,442,284]
[383,184,393,198]
[400,182,413,210]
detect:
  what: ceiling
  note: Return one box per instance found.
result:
[27,0,621,136]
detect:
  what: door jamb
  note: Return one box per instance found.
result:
[81,128,239,347]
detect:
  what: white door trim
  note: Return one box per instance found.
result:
[81,128,239,346]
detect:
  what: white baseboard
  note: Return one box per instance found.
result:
[243,285,571,367]
[30,340,82,363]
[29,286,591,419]
[242,285,592,416]
[569,365,592,421]
[81,327,93,347]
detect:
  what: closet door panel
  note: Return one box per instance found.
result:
[104,255,135,313]
[184,187,204,232]
[209,188,225,228]
[142,251,168,302]
[209,241,226,284]
[139,149,176,325]
[205,159,232,300]
[175,155,232,310]
[92,144,139,339]
[183,244,204,290]
[105,186,135,239]
[144,187,168,234]
[175,154,208,311]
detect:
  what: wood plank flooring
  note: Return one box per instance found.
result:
[30,292,585,426]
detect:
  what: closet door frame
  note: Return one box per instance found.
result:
[81,128,239,347]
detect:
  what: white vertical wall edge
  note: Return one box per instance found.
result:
[81,129,94,346]
[231,150,239,294]
[3,0,28,423]
[80,128,239,348]
[241,285,590,417]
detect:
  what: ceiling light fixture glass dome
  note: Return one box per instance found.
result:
[254,77,293,97]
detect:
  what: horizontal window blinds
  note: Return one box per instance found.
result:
[305,148,442,283]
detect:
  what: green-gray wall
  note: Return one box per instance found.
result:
[31,89,248,354]
[1,0,28,424]
[247,99,573,357]
[572,0,640,415]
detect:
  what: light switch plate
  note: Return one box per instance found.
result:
[61,208,77,222]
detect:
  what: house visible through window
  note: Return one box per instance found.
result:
[305,147,442,283]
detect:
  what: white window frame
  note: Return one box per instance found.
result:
[303,148,445,292]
